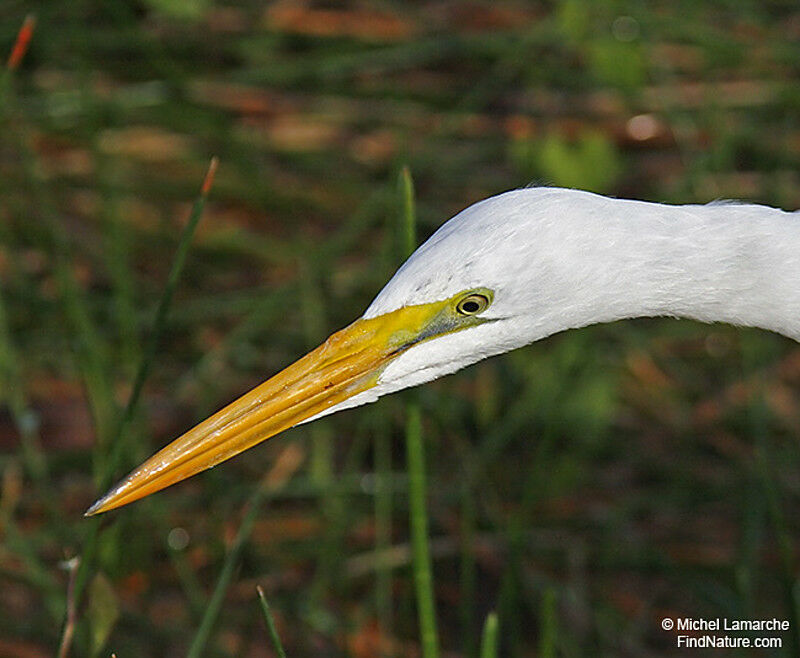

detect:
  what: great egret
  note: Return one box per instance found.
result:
[86,187,800,515]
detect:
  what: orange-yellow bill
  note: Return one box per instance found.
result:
[85,300,451,515]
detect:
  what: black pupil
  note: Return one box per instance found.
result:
[461,299,480,313]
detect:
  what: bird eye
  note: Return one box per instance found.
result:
[456,292,490,316]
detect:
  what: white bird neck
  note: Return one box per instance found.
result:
[554,196,800,342]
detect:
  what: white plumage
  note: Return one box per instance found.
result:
[336,187,800,416]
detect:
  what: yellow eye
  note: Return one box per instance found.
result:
[456,292,491,316]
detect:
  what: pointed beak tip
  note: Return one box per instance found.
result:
[84,496,108,517]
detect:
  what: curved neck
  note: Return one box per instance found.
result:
[593,200,800,341]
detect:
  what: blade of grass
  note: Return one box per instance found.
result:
[74,157,218,611]
[373,175,403,646]
[374,411,393,643]
[56,557,80,658]
[0,14,35,105]
[462,363,498,656]
[459,477,477,657]
[406,405,440,658]
[479,611,499,658]
[101,156,219,492]
[741,334,800,655]
[734,472,763,619]
[398,167,416,263]
[187,486,266,658]
[186,444,304,658]
[99,158,139,380]
[6,14,35,71]
[754,443,799,649]
[539,587,557,658]
[496,549,522,656]
[400,167,440,658]
[256,586,288,658]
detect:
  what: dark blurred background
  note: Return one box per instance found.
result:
[1,1,800,656]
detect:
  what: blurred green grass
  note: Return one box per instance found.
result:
[1,1,800,656]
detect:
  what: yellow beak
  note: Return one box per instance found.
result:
[85,301,448,515]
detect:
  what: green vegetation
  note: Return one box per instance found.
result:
[257,585,288,658]
[400,166,441,658]
[1,1,799,656]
